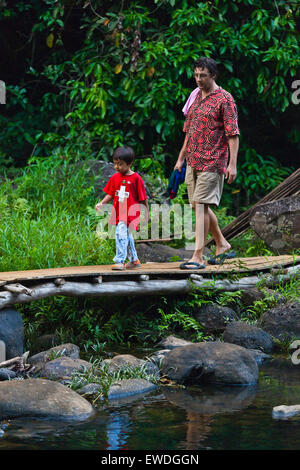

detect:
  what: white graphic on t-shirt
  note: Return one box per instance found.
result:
[116,185,129,202]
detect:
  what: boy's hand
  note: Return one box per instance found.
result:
[95,202,103,212]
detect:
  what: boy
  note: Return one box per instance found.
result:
[95,146,149,270]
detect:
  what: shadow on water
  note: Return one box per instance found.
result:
[2,355,300,450]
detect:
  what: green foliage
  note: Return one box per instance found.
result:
[0,0,299,182]
[0,155,115,272]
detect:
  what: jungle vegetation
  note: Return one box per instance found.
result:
[0,0,299,350]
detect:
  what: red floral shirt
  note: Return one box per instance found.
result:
[183,87,239,174]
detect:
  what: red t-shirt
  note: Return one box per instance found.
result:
[103,172,147,231]
[183,87,239,174]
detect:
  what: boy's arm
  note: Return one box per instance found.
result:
[140,199,149,223]
[95,194,113,211]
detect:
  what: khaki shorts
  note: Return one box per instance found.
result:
[185,166,224,207]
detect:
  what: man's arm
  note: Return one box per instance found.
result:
[174,133,188,172]
[226,135,239,184]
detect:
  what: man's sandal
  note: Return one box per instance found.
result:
[207,251,236,265]
[179,262,206,270]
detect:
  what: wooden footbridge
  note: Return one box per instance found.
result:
[0,255,299,310]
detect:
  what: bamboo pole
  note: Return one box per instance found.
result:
[0,264,298,309]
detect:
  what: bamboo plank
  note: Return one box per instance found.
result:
[0,255,298,285]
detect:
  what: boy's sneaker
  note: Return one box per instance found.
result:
[112,263,126,271]
[125,259,141,269]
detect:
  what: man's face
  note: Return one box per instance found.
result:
[194,67,215,91]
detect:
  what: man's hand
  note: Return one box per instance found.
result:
[174,159,185,173]
[225,164,237,184]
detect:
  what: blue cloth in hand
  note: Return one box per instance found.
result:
[167,164,186,199]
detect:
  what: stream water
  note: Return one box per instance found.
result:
[1,354,300,451]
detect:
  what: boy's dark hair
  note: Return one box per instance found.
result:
[112,146,135,164]
[193,57,218,77]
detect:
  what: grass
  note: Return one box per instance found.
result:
[0,155,115,271]
[68,358,159,404]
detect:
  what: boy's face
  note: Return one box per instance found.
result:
[113,158,132,175]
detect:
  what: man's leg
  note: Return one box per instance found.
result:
[189,203,209,264]
[208,208,231,256]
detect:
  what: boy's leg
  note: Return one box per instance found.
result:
[113,222,129,264]
[127,229,139,262]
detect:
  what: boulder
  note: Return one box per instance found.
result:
[223,321,274,353]
[136,243,202,263]
[240,288,265,306]
[0,308,24,359]
[262,288,287,304]
[250,196,300,253]
[107,379,157,400]
[192,303,239,333]
[106,354,160,378]
[0,378,94,420]
[0,368,17,381]
[240,288,286,307]
[156,335,192,350]
[259,302,300,341]
[34,334,61,352]
[38,356,92,380]
[77,383,102,397]
[247,349,271,365]
[28,343,80,370]
[149,350,171,367]
[161,342,259,386]
[272,404,300,419]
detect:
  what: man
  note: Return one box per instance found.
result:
[174,57,239,268]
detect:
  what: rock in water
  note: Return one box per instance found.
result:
[28,343,80,367]
[38,356,93,380]
[272,405,300,419]
[156,336,192,350]
[106,354,160,378]
[161,342,259,386]
[0,379,94,421]
[107,379,157,400]
[0,368,17,381]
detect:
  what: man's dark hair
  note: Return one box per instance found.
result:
[112,146,135,164]
[193,57,218,77]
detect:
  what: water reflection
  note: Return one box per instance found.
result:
[106,411,131,450]
[2,357,300,450]
[162,385,257,415]
[162,385,257,450]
